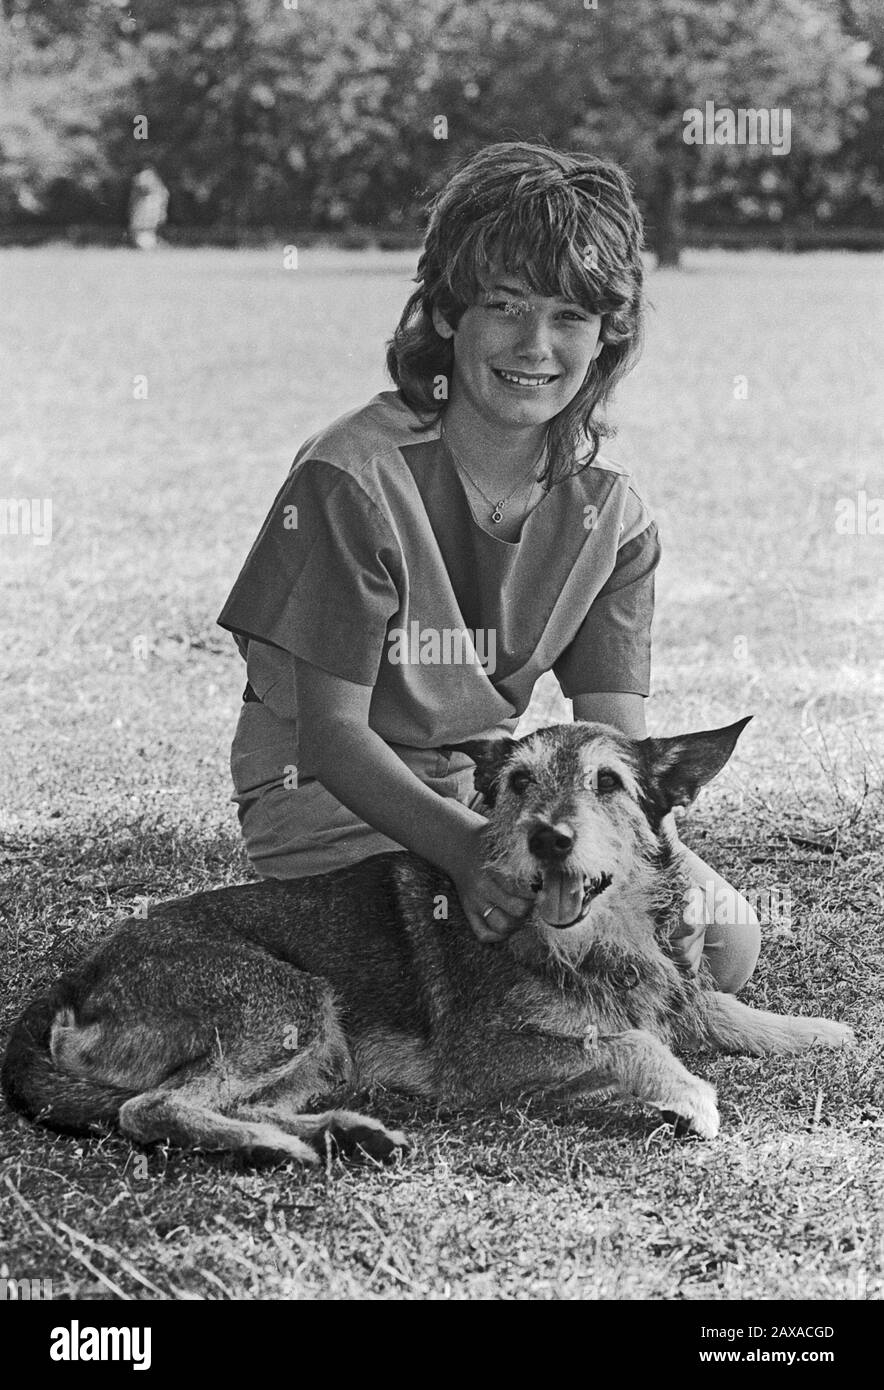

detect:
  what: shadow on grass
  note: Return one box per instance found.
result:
[0,815,253,1014]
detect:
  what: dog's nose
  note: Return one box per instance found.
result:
[528,822,575,861]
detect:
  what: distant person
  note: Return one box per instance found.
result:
[217,141,761,990]
[128,167,168,250]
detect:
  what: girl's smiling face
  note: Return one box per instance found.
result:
[433,272,604,434]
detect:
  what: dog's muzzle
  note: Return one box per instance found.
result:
[529,868,613,929]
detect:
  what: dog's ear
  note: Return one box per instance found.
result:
[443,738,519,808]
[639,716,752,813]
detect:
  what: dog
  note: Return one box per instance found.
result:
[2,717,854,1164]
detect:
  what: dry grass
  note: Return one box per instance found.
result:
[0,248,882,1301]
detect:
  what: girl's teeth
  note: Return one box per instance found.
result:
[499,371,551,386]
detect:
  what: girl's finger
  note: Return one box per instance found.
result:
[467,909,507,944]
[478,900,526,937]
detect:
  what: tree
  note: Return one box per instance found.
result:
[1,0,879,255]
[831,0,884,229]
[550,0,879,264]
[0,0,136,223]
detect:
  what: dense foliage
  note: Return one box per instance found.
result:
[1,0,881,259]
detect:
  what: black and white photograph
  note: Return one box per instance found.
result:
[1,0,881,1331]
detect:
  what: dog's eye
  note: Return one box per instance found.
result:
[594,770,622,793]
[509,769,534,794]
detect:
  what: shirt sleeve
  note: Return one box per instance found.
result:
[553,518,660,698]
[217,458,402,686]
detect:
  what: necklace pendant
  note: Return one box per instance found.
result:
[490,505,504,524]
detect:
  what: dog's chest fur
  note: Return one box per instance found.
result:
[386,855,703,1054]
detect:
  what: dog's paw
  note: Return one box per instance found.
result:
[320,1110,412,1164]
[660,1079,720,1140]
[800,1019,855,1050]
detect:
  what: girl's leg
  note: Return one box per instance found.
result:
[230,702,406,879]
[674,843,761,993]
[230,702,489,880]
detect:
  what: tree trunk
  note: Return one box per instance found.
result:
[652,157,684,269]
[653,24,688,271]
[229,0,255,238]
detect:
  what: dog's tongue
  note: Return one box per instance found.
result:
[536,868,585,926]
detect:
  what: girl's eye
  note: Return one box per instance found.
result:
[509,769,534,794]
[484,300,590,324]
[486,298,529,316]
[594,770,622,793]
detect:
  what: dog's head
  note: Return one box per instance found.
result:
[446,716,751,931]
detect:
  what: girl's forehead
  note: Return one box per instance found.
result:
[477,267,583,306]
[473,243,601,303]
[481,269,531,294]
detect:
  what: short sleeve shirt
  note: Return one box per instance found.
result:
[217,391,659,773]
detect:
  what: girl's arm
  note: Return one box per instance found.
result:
[294,655,534,943]
[571,691,647,738]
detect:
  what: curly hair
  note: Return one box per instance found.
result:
[386,141,646,488]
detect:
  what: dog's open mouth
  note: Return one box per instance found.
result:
[529,867,613,928]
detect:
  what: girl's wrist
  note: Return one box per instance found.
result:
[433,804,486,879]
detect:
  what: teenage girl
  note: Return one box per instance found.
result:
[218,142,760,990]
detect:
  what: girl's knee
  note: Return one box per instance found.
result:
[703,890,761,994]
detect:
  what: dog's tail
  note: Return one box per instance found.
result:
[2,989,134,1135]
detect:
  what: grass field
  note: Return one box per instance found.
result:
[1,247,882,1301]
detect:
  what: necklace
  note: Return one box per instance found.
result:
[442,427,547,525]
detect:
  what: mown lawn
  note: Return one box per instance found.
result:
[0,247,881,1301]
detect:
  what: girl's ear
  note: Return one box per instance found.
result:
[431,304,455,339]
[593,318,612,356]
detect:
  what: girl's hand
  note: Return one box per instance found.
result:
[668,911,706,974]
[665,818,708,974]
[447,822,536,944]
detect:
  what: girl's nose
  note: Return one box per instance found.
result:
[512,312,554,359]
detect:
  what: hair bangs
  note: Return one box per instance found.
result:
[445,187,627,318]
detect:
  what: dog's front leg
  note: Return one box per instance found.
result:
[440,1027,719,1138]
[591,1030,720,1139]
[439,1024,628,1113]
[699,991,855,1056]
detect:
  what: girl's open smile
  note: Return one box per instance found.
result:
[493,368,561,388]
[434,275,604,442]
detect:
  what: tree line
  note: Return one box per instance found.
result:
[1,0,882,263]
